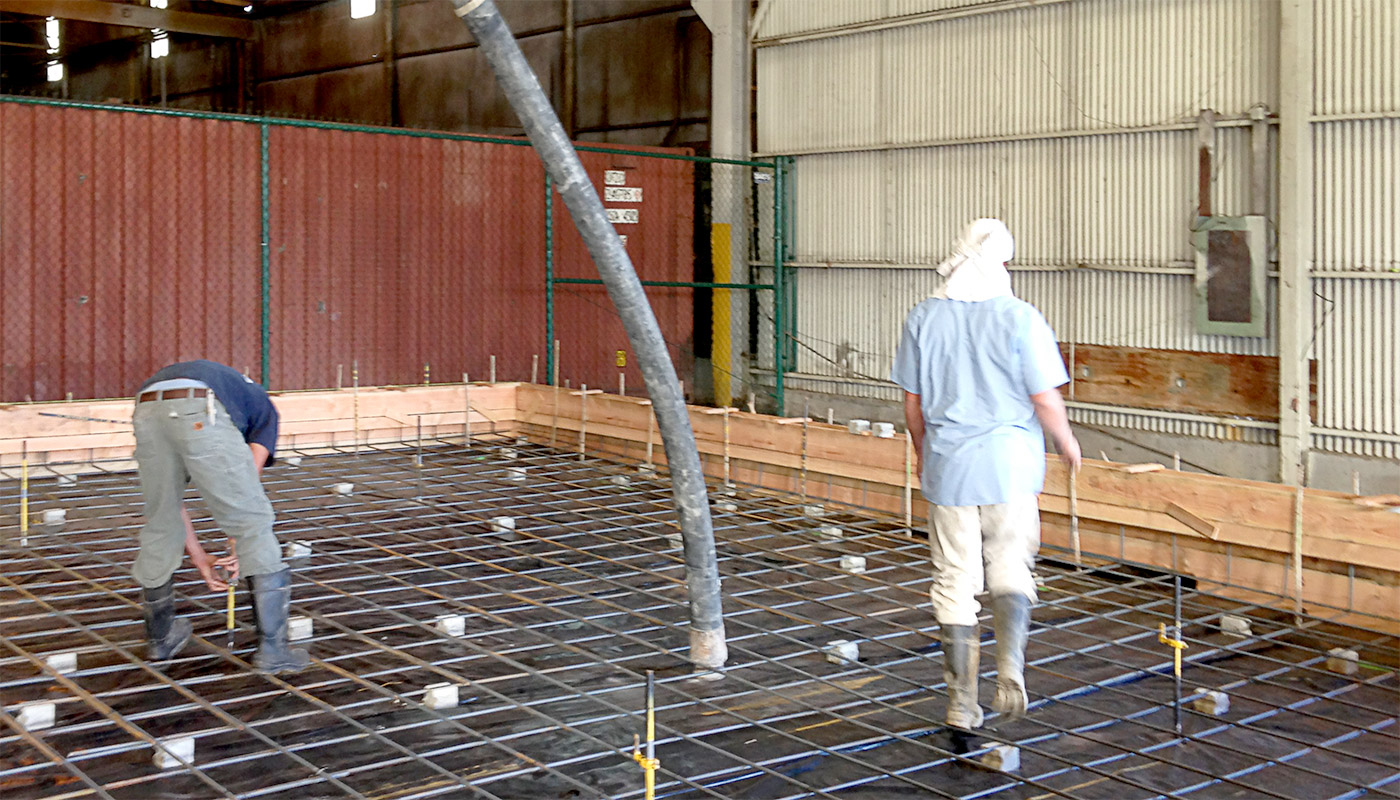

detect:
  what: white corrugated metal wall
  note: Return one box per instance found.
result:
[754,0,1398,460]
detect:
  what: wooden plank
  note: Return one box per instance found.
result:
[1165,502,1220,539]
[1060,344,1317,421]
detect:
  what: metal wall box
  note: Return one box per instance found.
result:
[1193,215,1268,337]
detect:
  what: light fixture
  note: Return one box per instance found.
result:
[45,16,59,53]
[47,61,63,82]
[150,0,168,8]
[151,31,169,59]
[350,0,376,20]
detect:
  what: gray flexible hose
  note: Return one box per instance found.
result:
[448,0,727,669]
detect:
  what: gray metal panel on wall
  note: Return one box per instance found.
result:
[758,0,1278,154]
[1314,120,1399,272]
[1314,0,1398,116]
[1312,277,1399,457]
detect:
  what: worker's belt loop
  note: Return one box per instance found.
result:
[206,390,216,427]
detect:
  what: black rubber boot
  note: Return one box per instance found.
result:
[143,578,193,661]
[941,624,983,730]
[248,568,310,674]
[991,593,1032,722]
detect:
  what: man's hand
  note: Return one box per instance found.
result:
[192,553,229,592]
[1057,433,1083,474]
[1030,387,1083,474]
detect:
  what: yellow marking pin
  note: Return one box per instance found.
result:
[616,350,627,368]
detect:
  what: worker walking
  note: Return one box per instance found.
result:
[890,219,1081,730]
[132,360,308,674]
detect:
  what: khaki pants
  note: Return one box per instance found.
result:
[927,494,1040,626]
[132,396,283,589]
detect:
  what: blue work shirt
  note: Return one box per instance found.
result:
[890,296,1069,506]
[140,360,280,466]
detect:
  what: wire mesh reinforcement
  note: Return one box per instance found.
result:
[1,435,1397,799]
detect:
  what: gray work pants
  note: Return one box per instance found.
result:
[132,396,283,589]
[926,494,1041,627]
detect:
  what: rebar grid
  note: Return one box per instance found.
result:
[1,436,1396,800]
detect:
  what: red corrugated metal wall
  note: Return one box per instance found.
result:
[555,149,696,394]
[0,100,695,401]
[0,103,262,401]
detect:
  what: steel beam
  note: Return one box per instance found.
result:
[0,0,254,39]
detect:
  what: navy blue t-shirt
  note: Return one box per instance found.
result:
[140,360,279,466]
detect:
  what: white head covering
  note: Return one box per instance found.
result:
[933,218,1015,302]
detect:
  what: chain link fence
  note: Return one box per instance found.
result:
[0,96,787,406]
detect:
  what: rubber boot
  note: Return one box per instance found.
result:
[248,568,310,674]
[991,593,1032,722]
[941,624,983,730]
[143,578,193,661]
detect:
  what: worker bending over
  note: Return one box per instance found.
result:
[890,219,1081,729]
[132,360,308,674]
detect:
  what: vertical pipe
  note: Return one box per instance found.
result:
[532,354,539,384]
[903,432,912,531]
[1292,484,1305,622]
[545,174,555,384]
[645,669,656,798]
[1249,104,1270,217]
[799,399,809,503]
[450,0,726,669]
[259,123,271,388]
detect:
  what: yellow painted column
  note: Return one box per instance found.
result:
[710,223,732,407]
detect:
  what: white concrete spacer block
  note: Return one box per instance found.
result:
[435,614,465,637]
[662,532,683,550]
[287,615,314,641]
[500,447,518,460]
[980,744,1020,772]
[610,475,631,487]
[285,540,312,560]
[714,500,738,513]
[284,456,303,467]
[824,639,859,664]
[41,509,66,525]
[13,702,55,731]
[1326,647,1359,676]
[1220,615,1252,638]
[506,466,527,482]
[56,474,78,487]
[817,525,843,541]
[1190,689,1230,715]
[515,436,530,446]
[803,504,826,518]
[331,482,354,496]
[153,735,196,770]
[637,464,658,478]
[45,652,78,674]
[847,419,871,435]
[490,516,516,534]
[839,555,867,574]
[423,682,459,710]
[872,422,896,439]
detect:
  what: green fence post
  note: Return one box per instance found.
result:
[772,160,786,413]
[544,173,555,384]
[259,122,271,388]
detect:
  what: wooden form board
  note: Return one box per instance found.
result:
[0,383,519,471]
[516,384,1400,627]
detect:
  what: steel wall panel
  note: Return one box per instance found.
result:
[1315,0,1399,116]
[0,104,262,402]
[755,0,1005,39]
[553,148,696,394]
[759,0,1277,154]
[1315,119,1400,272]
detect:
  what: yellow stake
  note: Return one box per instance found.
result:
[1159,622,1187,677]
[226,583,235,631]
[20,443,29,543]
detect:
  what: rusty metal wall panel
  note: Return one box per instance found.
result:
[553,147,696,395]
[0,103,262,402]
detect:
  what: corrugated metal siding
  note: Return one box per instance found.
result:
[759,0,1277,154]
[553,149,697,394]
[0,103,262,402]
[791,127,1258,269]
[1315,0,1399,116]
[1314,120,1400,272]
[1312,278,1399,448]
[762,0,1397,458]
[0,99,697,400]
